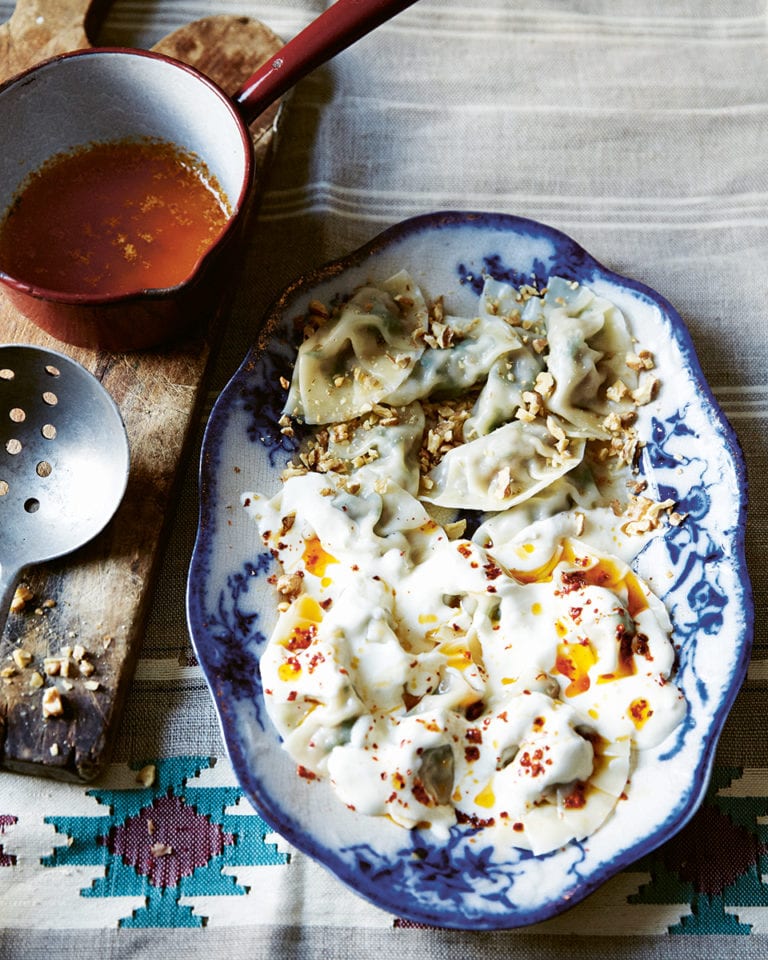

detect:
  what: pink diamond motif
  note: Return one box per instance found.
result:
[103,794,234,888]
[0,815,16,867]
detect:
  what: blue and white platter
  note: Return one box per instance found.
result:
[186,211,752,929]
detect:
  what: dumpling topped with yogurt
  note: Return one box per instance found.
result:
[245,271,686,855]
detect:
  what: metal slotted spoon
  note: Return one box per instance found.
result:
[0,345,130,634]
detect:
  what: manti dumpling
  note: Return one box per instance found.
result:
[283,270,428,423]
[387,309,525,405]
[420,417,585,511]
[325,402,425,495]
[533,277,637,437]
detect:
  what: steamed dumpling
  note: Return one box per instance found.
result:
[284,270,428,423]
[421,418,585,511]
[535,277,636,437]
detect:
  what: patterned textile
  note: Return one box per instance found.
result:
[0,0,767,957]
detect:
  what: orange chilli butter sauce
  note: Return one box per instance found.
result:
[0,138,231,296]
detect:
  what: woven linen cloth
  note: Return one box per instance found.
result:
[0,0,767,957]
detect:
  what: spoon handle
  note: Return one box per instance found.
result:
[234,0,418,124]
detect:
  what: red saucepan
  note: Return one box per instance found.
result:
[0,0,418,350]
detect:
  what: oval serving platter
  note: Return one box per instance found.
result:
[187,211,752,929]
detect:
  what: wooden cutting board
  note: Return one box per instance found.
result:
[0,0,285,780]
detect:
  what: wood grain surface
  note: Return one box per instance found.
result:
[0,0,284,780]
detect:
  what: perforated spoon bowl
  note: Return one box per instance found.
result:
[0,345,129,634]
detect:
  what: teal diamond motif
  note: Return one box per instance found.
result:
[630,766,768,934]
[42,756,289,927]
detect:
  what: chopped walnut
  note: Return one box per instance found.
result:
[12,649,32,669]
[444,519,467,540]
[534,371,555,398]
[606,379,630,402]
[626,350,655,372]
[602,411,623,434]
[514,405,537,424]
[278,414,294,438]
[546,416,569,454]
[10,584,34,614]
[521,390,544,419]
[136,764,157,788]
[632,375,660,406]
[43,657,62,676]
[276,572,304,599]
[620,495,677,536]
[415,297,457,350]
[42,686,64,718]
[79,659,95,677]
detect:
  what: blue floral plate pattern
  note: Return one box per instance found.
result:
[186,211,752,929]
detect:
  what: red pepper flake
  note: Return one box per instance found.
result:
[563,782,587,809]
[456,810,495,829]
[308,651,326,672]
[297,765,317,781]
[630,698,652,722]
[512,821,524,832]
[466,728,482,744]
[532,715,545,730]
[483,560,503,580]
[558,570,586,594]
[286,625,316,651]
[457,543,472,558]
[287,690,297,702]
[519,748,546,777]
[464,746,480,763]
[633,631,652,659]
